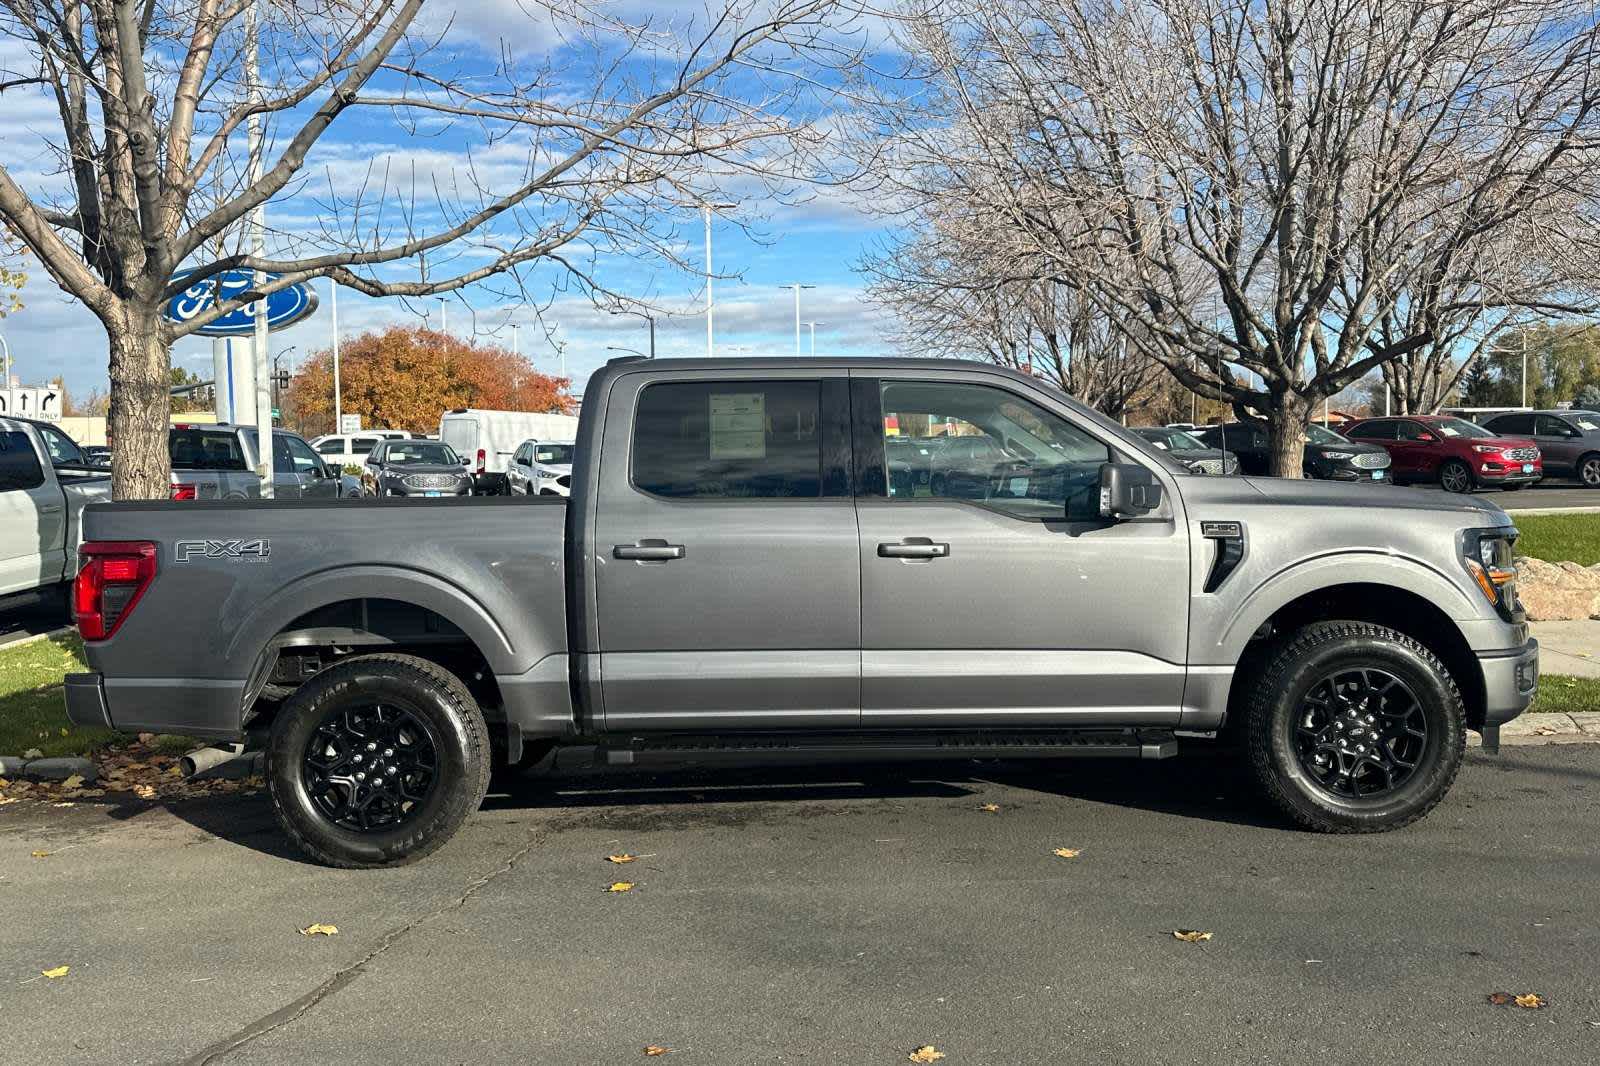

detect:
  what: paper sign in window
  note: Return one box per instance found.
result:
[709,393,766,459]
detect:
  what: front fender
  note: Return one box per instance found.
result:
[1200,550,1481,666]
[223,564,518,677]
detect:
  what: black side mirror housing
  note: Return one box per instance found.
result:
[1098,462,1163,519]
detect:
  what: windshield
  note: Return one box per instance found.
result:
[1305,423,1350,445]
[1432,417,1495,439]
[384,442,460,465]
[1164,429,1206,450]
[534,444,573,465]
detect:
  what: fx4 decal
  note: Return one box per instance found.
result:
[174,538,271,563]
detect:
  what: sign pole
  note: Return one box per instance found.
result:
[331,279,342,434]
[245,0,272,497]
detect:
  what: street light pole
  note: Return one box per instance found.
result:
[804,321,820,356]
[700,202,735,357]
[784,284,815,356]
[511,323,520,360]
[611,308,657,358]
[1522,330,1529,409]
[245,0,272,496]
[330,279,342,434]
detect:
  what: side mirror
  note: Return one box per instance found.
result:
[1098,462,1163,519]
[460,455,472,466]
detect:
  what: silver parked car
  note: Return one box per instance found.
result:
[507,438,575,496]
[1481,409,1600,487]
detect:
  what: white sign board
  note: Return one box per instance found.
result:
[0,386,63,422]
[339,414,363,434]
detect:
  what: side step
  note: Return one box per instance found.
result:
[560,729,1179,771]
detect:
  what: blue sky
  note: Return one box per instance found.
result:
[0,2,900,400]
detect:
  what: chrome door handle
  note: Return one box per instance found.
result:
[878,539,949,559]
[613,541,685,561]
[38,504,63,514]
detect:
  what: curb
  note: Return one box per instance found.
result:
[0,625,76,652]
[0,755,97,783]
[1471,711,1600,747]
[1502,505,1600,515]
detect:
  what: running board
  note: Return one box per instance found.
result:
[567,729,1179,770]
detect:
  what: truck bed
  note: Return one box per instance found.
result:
[75,497,571,739]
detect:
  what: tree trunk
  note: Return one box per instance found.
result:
[106,304,173,500]
[1266,395,1310,479]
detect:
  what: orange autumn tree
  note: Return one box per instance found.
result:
[286,325,573,436]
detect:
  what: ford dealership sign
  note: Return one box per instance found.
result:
[164,269,318,336]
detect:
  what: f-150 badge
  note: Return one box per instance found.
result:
[174,538,271,562]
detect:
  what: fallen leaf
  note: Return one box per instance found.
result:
[299,923,339,937]
[31,850,50,858]
[1172,930,1213,943]
[607,854,639,864]
[60,727,69,737]
[908,1046,946,1063]
[61,774,84,789]
[1487,992,1513,1006]
[608,882,636,893]
[1052,847,1081,859]
[0,777,8,788]
[1514,994,1547,1009]
[41,965,69,979]
[0,797,15,806]
[133,785,157,800]
[978,803,1000,813]
[643,1046,670,1056]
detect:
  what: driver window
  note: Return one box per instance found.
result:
[284,435,322,474]
[39,425,85,466]
[1536,415,1574,437]
[878,380,1110,520]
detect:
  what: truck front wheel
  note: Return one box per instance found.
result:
[267,653,491,868]
[1242,622,1466,833]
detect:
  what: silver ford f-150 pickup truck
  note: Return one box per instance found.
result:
[65,357,1538,867]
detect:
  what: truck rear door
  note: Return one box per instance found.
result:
[592,371,859,731]
[0,423,67,595]
[850,370,1190,727]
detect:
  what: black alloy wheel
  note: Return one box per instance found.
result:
[1292,668,1426,799]
[302,703,439,832]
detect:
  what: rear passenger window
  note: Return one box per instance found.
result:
[632,381,822,498]
[0,431,45,491]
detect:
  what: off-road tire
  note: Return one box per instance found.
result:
[267,653,491,868]
[1243,621,1466,833]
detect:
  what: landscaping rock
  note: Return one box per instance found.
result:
[0,755,32,776]
[1515,556,1600,621]
[23,756,97,783]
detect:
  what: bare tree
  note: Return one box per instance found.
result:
[0,0,851,496]
[851,0,1600,475]
[862,217,1164,417]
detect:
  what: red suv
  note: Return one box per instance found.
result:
[1343,415,1541,493]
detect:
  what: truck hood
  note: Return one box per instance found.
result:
[1238,475,1510,521]
[381,463,470,476]
[536,463,573,475]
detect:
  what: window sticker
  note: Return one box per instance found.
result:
[709,392,767,459]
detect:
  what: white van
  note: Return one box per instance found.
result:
[438,409,579,494]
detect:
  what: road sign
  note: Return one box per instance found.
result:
[0,386,63,422]
[164,270,319,336]
[339,414,362,434]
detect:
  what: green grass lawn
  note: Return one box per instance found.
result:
[1530,674,1600,715]
[1514,513,1600,566]
[0,633,122,758]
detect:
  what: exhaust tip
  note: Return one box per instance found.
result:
[179,743,245,779]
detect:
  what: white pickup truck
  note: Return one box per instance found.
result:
[0,416,109,611]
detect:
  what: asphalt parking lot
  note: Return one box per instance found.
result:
[4,746,1598,1066]
[1474,480,1597,511]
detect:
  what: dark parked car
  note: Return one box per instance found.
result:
[1344,415,1541,493]
[1480,410,1600,488]
[1132,427,1239,475]
[1193,422,1391,481]
[360,439,473,497]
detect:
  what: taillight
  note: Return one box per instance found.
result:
[476,448,486,473]
[170,483,197,501]
[74,541,157,641]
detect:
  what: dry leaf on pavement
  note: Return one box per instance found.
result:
[1514,994,1547,1009]
[61,774,84,789]
[908,1046,946,1063]
[31,850,50,858]
[978,803,1000,812]
[41,965,69,979]
[299,923,339,937]
[607,854,639,864]
[1172,930,1213,942]
[643,1046,670,1056]
[1490,992,1547,1009]
[1052,847,1081,859]
[608,882,636,893]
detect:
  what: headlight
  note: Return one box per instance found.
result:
[1461,527,1520,619]
[1471,444,1502,454]
[1321,451,1354,460]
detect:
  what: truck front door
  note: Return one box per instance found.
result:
[593,373,859,731]
[851,372,1190,727]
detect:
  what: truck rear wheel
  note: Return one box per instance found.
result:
[1242,621,1466,833]
[267,653,491,868]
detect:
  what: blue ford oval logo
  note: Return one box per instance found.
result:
[164,269,319,336]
